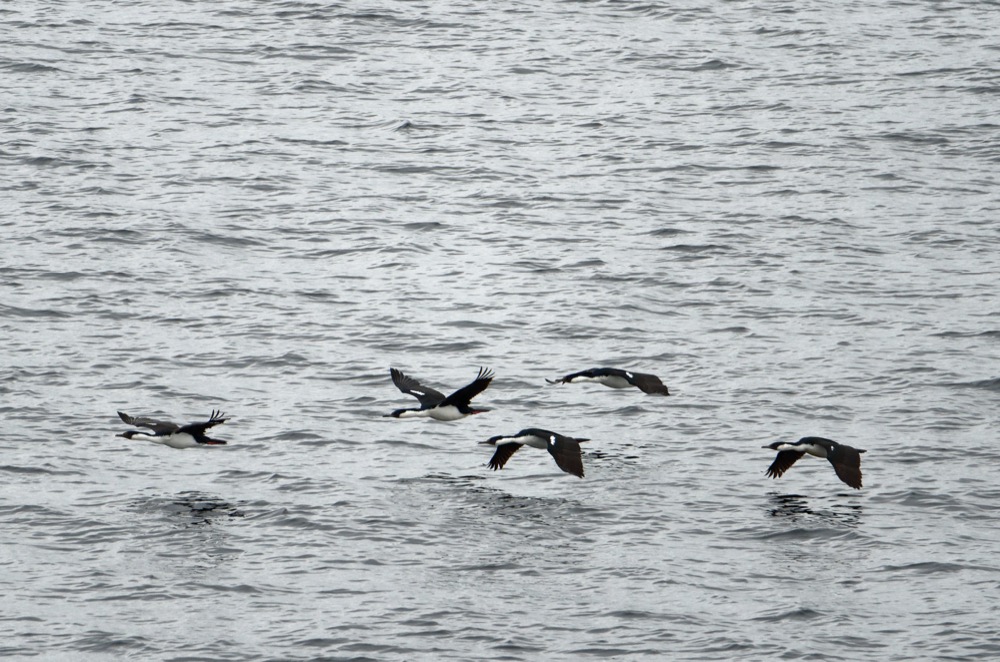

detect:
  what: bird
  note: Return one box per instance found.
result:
[762,437,866,489]
[116,410,229,448]
[384,367,494,421]
[546,367,670,396]
[481,428,589,478]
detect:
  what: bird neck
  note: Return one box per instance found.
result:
[396,409,430,419]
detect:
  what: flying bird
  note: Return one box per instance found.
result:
[384,367,494,421]
[116,410,229,449]
[481,428,589,478]
[762,437,866,489]
[546,367,670,396]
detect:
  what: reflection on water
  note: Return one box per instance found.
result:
[170,493,246,526]
[127,491,246,526]
[767,493,863,527]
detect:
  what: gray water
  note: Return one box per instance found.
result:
[2,1,999,659]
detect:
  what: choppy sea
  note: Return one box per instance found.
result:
[2,1,999,659]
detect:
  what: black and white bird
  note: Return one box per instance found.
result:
[546,367,670,396]
[762,437,866,489]
[116,410,229,449]
[481,428,589,478]
[384,367,494,421]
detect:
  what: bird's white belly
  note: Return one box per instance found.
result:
[156,433,198,449]
[597,376,632,389]
[521,435,549,450]
[775,442,827,458]
[428,406,464,421]
[569,375,629,388]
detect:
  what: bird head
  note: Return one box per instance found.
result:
[481,435,504,446]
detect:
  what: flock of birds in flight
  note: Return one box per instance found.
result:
[116,366,867,489]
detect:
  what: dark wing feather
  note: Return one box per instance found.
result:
[177,410,229,437]
[828,445,864,489]
[628,371,670,396]
[548,438,585,478]
[487,443,522,471]
[441,367,494,407]
[765,451,804,479]
[117,411,179,434]
[390,368,446,407]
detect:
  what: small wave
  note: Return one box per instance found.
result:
[0,304,71,319]
[880,131,951,146]
[0,464,84,476]
[708,326,750,334]
[891,488,964,510]
[661,243,731,256]
[878,561,997,575]
[186,231,266,247]
[752,526,857,541]
[686,59,737,71]
[402,221,444,230]
[648,227,691,237]
[932,330,1000,340]
[952,377,1000,391]
[3,61,62,73]
[750,607,825,622]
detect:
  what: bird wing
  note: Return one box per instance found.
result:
[627,371,670,395]
[488,443,522,471]
[547,437,585,478]
[117,411,179,434]
[441,367,494,407]
[546,370,580,385]
[177,410,229,436]
[828,446,864,489]
[765,450,805,479]
[545,368,597,385]
[390,368,446,407]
